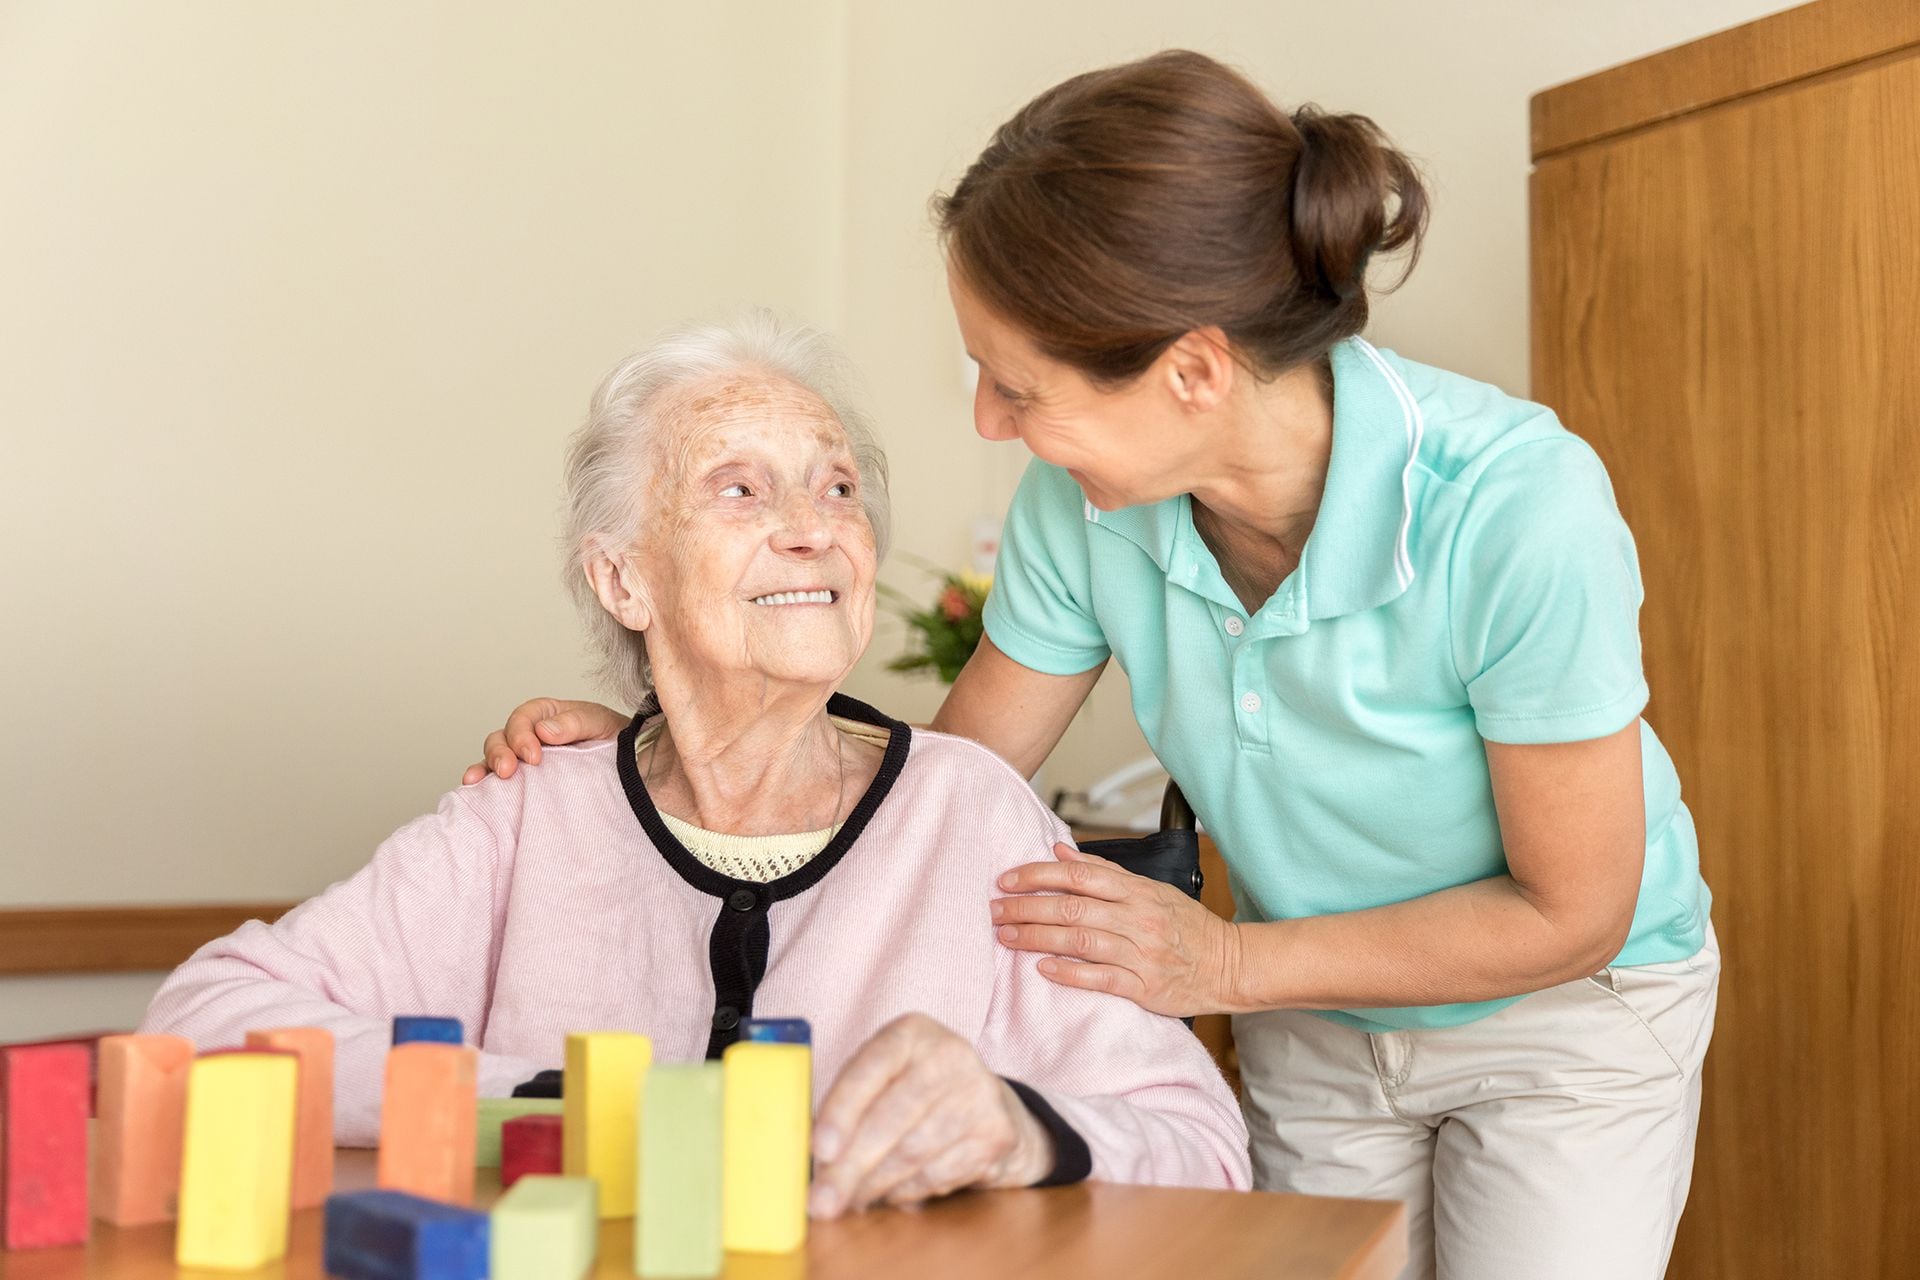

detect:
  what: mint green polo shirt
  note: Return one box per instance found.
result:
[983,336,1711,1032]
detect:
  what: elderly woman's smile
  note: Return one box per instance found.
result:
[749,590,839,606]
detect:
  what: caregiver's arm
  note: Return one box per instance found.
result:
[996,721,1646,1012]
[1233,722,1647,1008]
[931,637,1103,779]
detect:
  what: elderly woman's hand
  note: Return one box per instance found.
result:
[809,1013,1054,1217]
[991,843,1246,1017]
[460,697,627,785]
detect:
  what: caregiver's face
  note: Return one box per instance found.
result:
[636,374,877,691]
[947,265,1197,511]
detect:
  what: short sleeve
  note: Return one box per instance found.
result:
[1448,437,1650,744]
[980,459,1112,675]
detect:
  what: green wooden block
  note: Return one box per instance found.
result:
[637,1063,724,1278]
[476,1097,564,1168]
[490,1175,597,1279]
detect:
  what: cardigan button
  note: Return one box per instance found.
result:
[713,1006,740,1032]
[727,889,758,913]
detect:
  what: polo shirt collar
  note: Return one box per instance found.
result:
[1078,485,1182,572]
[1300,336,1424,620]
[1080,336,1423,622]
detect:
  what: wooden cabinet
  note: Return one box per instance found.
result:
[1530,4,1920,1274]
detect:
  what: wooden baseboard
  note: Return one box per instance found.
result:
[0,903,298,976]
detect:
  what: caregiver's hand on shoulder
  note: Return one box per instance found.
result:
[809,1013,1053,1218]
[992,843,1245,1017]
[460,697,627,785]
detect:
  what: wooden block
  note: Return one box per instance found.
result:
[93,1033,193,1226]
[245,1026,335,1209]
[378,1043,477,1207]
[722,1041,810,1254]
[0,1033,115,1117]
[176,1050,297,1269]
[561,1031,650,1219]
[638,1063,724,1278]
[499,1114,563,1191]
[475,1097,563,1168]
[324,1187,489,1280]
[392,1016,463,1046]
[741,1017,811,1045]
[0,1041,91,1248]
[490,1175,597,1280]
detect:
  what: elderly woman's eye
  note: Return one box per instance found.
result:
[827,481,855,498]
[720,483,753,498]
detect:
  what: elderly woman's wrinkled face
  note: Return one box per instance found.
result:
[630,374,877,693]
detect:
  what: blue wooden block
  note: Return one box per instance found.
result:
[741,1018,811,1045]
[324,1189,489,1280]
[392,1017,464,1046]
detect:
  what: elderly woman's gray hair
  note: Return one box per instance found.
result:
[562,311,892,707]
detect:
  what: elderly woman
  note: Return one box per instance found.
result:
[141,312,1249,1214]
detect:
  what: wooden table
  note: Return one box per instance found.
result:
[3,1149,1405,1279]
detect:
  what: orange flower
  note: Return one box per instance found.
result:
[940,585,971,621]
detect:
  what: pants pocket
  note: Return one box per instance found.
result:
[1586,941,1720,1081]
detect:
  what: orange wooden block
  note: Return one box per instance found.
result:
[92,1033,193,1226]
[376,1043,477,1206]
[245,1027,335,1209]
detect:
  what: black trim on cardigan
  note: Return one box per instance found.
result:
[615,692,913,1059]
[1001,1079,1094,1188]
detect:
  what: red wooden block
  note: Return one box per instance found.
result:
[499,1114,563,1191]
[0,1042,91,1248]
[2,1033,119,1118]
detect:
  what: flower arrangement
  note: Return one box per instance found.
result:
[880,555,992,684]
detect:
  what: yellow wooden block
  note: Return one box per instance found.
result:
[561,1031,650,1219]
[175,1051,298,1271]
[722,1042,810,1254]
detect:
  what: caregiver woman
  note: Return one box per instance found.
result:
[471,51,1716,1280]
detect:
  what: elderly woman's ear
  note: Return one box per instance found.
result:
[584,546,653,635]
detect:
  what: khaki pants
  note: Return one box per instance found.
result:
[1234,926,1720,1280]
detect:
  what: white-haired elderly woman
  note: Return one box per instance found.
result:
[142,313,1250,1214]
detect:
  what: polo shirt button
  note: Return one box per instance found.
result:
[727,889,758,913]
[1224,616,1245,637]
[1240,692,1262,714]
[713,1006,740,1032]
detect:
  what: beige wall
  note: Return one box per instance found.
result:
[0,0,849,1037]
[1,1,1797,1039]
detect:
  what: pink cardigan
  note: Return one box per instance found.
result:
[142,701,1250,1190]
